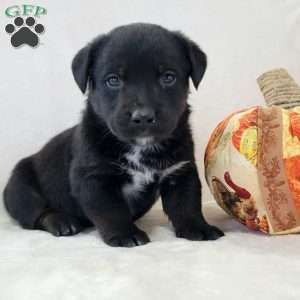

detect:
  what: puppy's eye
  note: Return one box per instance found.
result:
[160,71,176,87]
[105,74,123,88]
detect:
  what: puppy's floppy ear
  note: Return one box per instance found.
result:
[72,44,93,94]
[71,35,107,94]
[174,32,207,89]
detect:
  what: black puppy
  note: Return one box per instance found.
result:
[4,23,224,247]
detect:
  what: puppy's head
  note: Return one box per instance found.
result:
[72,23,206,146]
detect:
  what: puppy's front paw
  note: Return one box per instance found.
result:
[104,227,150,247]
[176,223,224,241]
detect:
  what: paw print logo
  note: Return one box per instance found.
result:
[5,16,45,48]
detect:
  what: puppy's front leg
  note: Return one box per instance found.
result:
[160,163,224,241]
[79,176,150,247]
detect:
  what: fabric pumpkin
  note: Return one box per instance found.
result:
[205,69,300,234]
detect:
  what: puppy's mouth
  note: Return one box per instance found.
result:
[133,136,155,146]
[109,116,175,146]
[108,124,157,146]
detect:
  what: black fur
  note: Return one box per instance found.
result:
[3,23,223,247]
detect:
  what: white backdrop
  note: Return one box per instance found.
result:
[1,0,300,217]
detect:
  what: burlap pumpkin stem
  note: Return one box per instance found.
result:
[257,68,300,109]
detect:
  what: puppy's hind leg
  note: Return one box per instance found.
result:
[4,157,47,229]
[3,157,83,236]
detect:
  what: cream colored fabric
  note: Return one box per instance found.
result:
[1,202,300,300]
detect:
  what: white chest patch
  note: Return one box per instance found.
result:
[121,146,189,199]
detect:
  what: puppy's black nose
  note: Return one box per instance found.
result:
[130,108,156,125]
